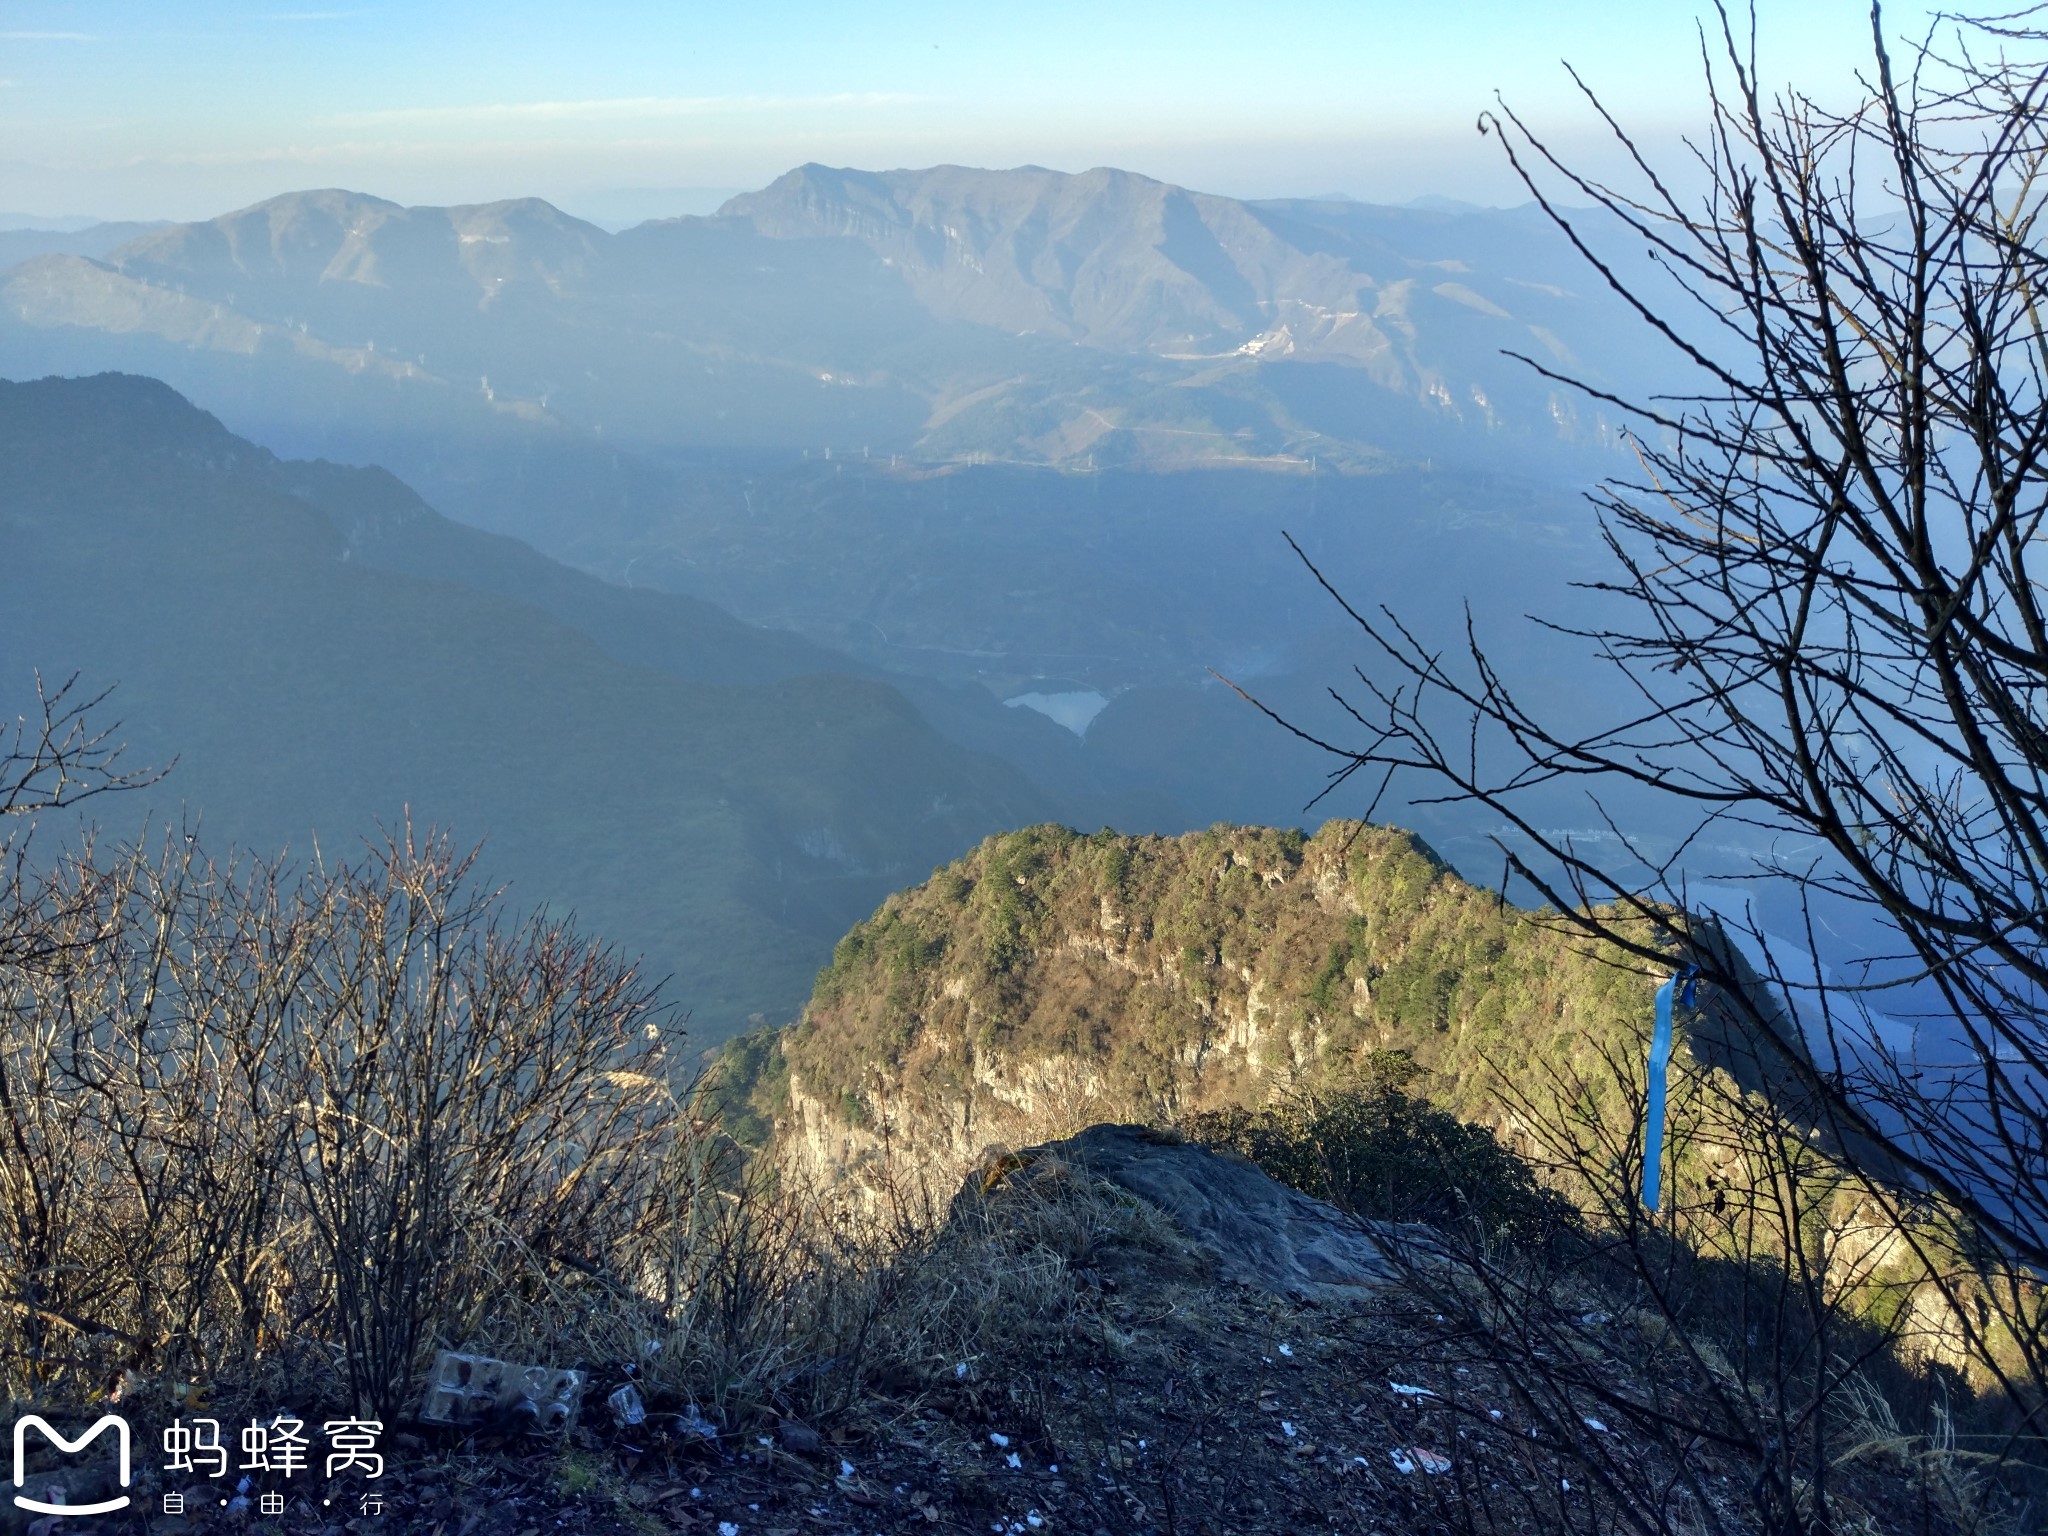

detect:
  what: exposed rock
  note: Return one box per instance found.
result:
[962,1122,1408,1302]
[766,821,1658,1200]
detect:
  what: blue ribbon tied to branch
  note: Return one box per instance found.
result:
[1641,965,1698,1212]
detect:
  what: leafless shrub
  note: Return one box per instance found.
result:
[0,819,677,1416]
[1371,1033,2042,1536]
[1233,3,2048,1527]
[0,680,986,1438]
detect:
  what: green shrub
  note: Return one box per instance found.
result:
[706,1021,792,1151]
[1184,1053,1577,1247]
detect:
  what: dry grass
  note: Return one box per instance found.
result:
[1365,1035,2048,1536]
[0,826,676,1419]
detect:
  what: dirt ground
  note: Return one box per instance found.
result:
[58,1148,1947,1536]
[113,1273,1606,1536]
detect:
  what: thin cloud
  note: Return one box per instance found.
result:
[116,141,396,167]
[330,93,917,128]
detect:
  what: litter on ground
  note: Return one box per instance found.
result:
[418,1351,586,1431]
[606,1384,646,1426]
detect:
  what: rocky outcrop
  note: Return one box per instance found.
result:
[754,820,1653,1196]
[960,1123,1412,1302]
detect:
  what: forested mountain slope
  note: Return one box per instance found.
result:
[737,820,1661,1184]
[0,373,1052,1039]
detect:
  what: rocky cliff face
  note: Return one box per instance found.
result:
[752,820,1651,1193]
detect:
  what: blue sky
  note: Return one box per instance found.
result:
[0,1,1919,223]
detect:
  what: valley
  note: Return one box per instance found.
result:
[0,165,1669,1038]
[0,373,1056,1035]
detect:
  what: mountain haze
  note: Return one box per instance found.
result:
[0,374,1059,1040]
[0,168,1660,874]
[2,164,1660,479]
[0,219,167,271]
[726,163,1626,384]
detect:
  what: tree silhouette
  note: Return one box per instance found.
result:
[1252,0,2048,1392]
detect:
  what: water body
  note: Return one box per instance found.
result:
[1005,689,1109,737]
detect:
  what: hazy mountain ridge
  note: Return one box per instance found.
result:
[271,442,1177,830]
[723,163,1600,379]
[0,219,167,271]
[1,165,1659,476]
[113,190,609,303]
[0,372,1066,1040]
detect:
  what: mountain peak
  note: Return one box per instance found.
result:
[104,187,605,296]
[444,195,602,233]
[717,162,1290,352]
[237,187,408,220]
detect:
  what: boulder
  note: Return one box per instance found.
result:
[964,1122,1409,1302]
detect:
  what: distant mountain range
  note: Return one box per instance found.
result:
[728,165,1610,380]
[0,171,1681,941]
[0,219,166,269]
[0,164,1662,481]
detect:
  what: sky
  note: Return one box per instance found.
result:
[0,1,1928,225]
